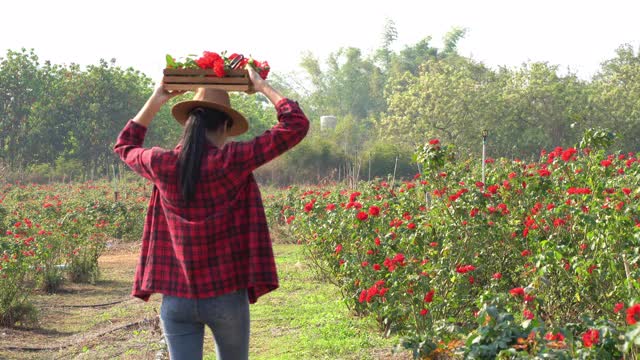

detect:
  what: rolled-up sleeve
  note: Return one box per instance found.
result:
[228,99,310,172]
[113,120,156,181]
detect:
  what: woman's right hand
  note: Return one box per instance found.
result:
[246,66,268,94]
[245,64,285,105]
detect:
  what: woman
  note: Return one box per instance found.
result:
[113,67,309,360]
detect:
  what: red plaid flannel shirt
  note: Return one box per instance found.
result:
[114,98,309,303]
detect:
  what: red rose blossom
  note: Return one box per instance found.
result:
[626,304,640,325]
[509,287,525,297]
[368,206,381,216]
[424,289,435,303]
[614,302,625,314]
[582,329,599,347]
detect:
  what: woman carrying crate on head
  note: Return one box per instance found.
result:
[113,66,309,360]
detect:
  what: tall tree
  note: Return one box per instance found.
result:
[381,56,497,150]
[0,49,44,167]
[591,44,640,150]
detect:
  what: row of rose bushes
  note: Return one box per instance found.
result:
[0,180,147,326]
[264,135,640,358]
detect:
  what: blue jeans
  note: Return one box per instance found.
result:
[159,289,250,360]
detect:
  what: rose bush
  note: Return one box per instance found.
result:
[266,129,640,358]
[0,180,148,326]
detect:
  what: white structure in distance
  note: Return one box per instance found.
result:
[320,115,337,131]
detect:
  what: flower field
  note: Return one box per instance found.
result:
[0,180,147,326]
[266,135,640,358]
[2,132,640,358]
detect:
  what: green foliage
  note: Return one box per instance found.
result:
[0,180,150,324]
[579,128,616,152]
[366,142,416,179]
[3,22,640,186]
[465,305,528,359]
[269,131,640,358]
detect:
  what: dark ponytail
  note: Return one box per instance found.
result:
[178,107,232,202]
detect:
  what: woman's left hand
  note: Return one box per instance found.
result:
[151,83,186,106]
[131,83,187,127]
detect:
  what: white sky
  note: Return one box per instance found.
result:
[2,0,639,81]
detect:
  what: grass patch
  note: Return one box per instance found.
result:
[204,244,407,359]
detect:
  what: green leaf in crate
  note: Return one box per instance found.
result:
[165,54,176,68]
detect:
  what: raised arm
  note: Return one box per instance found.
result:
[113,84,184,180]
[227,67,309,172]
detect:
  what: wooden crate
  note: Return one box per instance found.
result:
[162,68,251,91]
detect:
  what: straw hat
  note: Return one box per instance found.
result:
[171,88,249,136]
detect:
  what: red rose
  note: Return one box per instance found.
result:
[523,309,534,320]
[424,290,435,303]
[561,148,577,161]
[304,202,314,212]
[368,206,381,216]
[509,287,525,297]
[538,168,551,177]
[626,304,640,325]
[356,211,369,221]
[545,332,565,342]
[582,329,599,347]
[228,53,249,69]
[334,244,342,255]
[429,139,440,145]
[456,265,476,274]
[358,290,367,303]
[258,61,270,79]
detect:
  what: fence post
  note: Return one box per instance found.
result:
[482,129,488,184]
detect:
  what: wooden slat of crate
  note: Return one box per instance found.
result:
[163,76,249,85]
[163,68,248,77]
[162,68,250,91]
[164,83,250,91]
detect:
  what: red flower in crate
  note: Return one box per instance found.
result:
[195,51,226,77]
[228,53,249,69]
[250,59,270,79]
[166,51,271,79]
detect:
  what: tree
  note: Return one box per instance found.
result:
[495,62,589,156]
[381,56,497,150]
[0,48,44,167]
[300,48,386,121]
[590,44,640,150]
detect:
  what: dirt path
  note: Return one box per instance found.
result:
[0,242,166,360]
[0,242,413,360]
